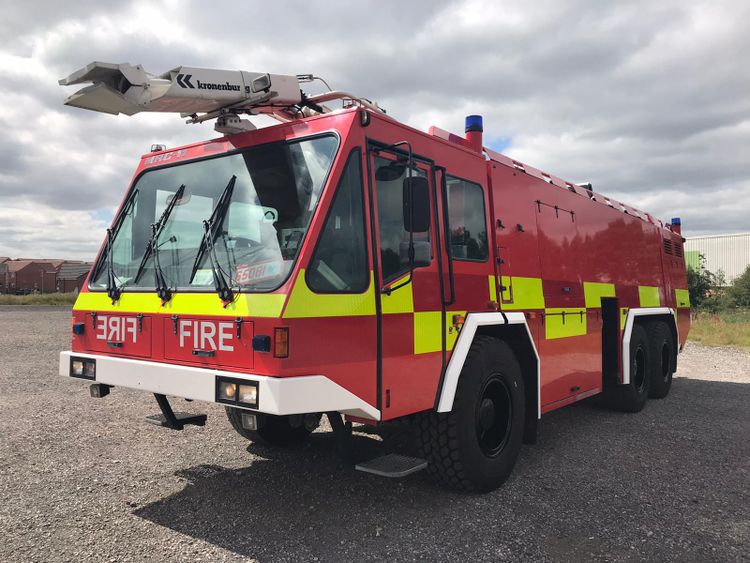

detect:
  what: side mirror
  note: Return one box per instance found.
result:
[403,176,430,233]
[399,240,431,268]
[375,160,407,181]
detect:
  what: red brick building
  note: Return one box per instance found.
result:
[1,259,93,294]
[2,260,56,293]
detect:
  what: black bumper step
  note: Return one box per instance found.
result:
[145,393,206,430]
[355,454,428,478]
[145,412,207,429]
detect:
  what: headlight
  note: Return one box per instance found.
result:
[216,377,258,408]
[70,357,96,380]
[219,381,237,401]
[238,384,258,407]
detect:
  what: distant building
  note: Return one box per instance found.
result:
[685,232,750,284]
[0,258,9,293]
[0,259,95,294]
[1,260,57,293]
[57,262,94,293]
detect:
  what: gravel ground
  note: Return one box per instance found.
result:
[0,307,748,562]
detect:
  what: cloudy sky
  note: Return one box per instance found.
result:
[1,0,748,260]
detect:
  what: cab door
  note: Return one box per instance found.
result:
[368,143,446,420]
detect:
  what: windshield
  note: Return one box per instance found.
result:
[91,135,338,293]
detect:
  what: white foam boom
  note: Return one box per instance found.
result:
[59,62,302,116]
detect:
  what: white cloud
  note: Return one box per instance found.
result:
[0,0,748,261]
[0,200,109,258]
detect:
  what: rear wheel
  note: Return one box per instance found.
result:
[604,324,651,412]
[417,336,525,492]
[226,408,318,446]
[647,321,674,399]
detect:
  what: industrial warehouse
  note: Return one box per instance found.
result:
[685,232,750,284]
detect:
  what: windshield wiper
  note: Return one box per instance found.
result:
[133,184,185,303]
[189,175,236,304]
[101,188,138,303]
[105,227,120,303]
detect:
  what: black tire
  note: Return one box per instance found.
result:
[225,408,312,446]
[647,321,674,399]
[604,323,651,412]
[417,336,525,492]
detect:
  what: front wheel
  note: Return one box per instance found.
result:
[417,336,525,492]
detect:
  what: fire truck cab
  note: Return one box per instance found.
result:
[59,62,690,492]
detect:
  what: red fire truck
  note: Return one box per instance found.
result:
[59,62,690,492]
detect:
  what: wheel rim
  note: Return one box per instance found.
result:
[633,346,647,392]
[475,376,513,457]
[660,342,671,382]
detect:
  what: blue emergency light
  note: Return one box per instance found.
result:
[465,115,483,133]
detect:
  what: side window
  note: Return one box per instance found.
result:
[307,150,369,293]
[374,156,430,282]
[446,176,488,261]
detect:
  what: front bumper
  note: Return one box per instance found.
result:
[59,351,379,420]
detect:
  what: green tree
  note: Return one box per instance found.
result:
[727,265,750,307]
[687,265,713,310]
[687,254,725,311]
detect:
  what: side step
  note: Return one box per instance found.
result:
[145,394,207,430]
[355,454,428,478]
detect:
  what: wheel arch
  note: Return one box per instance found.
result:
[435,312,540,441]
[622,307,678,385]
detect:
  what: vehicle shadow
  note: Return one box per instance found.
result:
[133,377,749,562]
[134,429,453,561]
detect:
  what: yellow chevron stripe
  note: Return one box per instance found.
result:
[500,276,545,310]
[544,308,587,339]
[638,286,661,307]
[413,310,466,354]
[73,291,287,318]
[584,281,616,308]
[283,269,375,318]
[381,273,414,314]
[675,288,690,308]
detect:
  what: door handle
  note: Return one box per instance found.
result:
[192,349,216,357]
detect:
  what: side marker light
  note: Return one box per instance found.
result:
[274,327,289,358]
